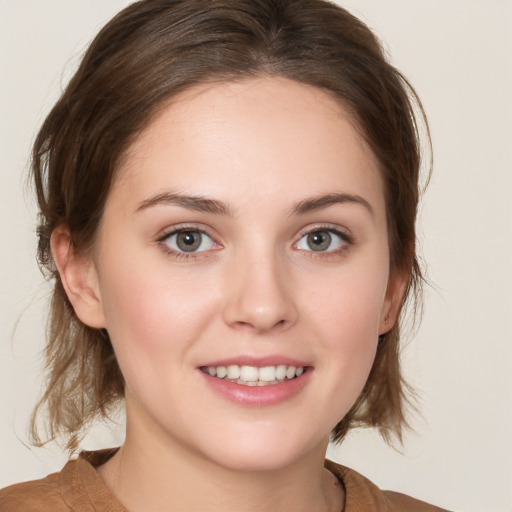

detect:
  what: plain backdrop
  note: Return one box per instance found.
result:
[1,1,511,511]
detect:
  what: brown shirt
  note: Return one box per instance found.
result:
[0,448,450,511]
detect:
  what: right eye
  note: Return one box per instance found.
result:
[162,229,216,253]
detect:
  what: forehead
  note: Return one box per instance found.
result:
[114,76,384,214]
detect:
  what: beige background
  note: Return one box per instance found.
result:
[1,1,511,511]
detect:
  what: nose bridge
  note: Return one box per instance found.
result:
[223,240,297,333]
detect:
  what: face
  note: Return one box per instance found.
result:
[79,77,401,471]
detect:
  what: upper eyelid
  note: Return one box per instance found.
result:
[156,223,217,242]
[295,223,352,240]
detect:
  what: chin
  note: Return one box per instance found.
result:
[195,428,325,473]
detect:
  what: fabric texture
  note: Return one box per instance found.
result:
[0,448,450,511]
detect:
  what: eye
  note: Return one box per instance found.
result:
[295,228,349,252]
[163,229,216,253]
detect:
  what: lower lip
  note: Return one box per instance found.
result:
[198,369,312,406]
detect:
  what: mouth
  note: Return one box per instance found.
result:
[200,364,306,387]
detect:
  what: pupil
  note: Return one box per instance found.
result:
[307,231,331,251]
[177,231,201,252]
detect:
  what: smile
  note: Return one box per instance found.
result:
[200,364,305,386]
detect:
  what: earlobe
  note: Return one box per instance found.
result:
[51,225,106,329]
[379,271,409,334]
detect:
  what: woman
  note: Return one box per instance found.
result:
[0,0,449,510]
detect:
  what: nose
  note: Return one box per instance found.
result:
[222,249,298,334]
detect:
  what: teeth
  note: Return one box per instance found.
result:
[203,364,306,386]
[275,365,287,380]
[227,365,241,379]
[240,366,259,382]
[286,366,296,379]
[258,366,276,382]
[238,379,257,386]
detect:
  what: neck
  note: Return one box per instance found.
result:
[97,406,344,512]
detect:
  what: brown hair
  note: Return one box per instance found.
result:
[30,0,430,452]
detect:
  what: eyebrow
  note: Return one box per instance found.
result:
[289,192,374,217]
[135,191,373,217]
[135,192,235,216]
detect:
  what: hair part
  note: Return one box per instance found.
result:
[30,0,430,453]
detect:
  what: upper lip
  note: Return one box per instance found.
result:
[199,355,311,368]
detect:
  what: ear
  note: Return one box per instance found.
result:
[51,225,106,329]
[379,270,409,335]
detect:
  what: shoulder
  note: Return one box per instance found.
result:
[325,459,452,512]
[0,448,123,512]
[383,490,452,511]
[0,471,70,512]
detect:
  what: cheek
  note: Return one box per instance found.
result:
[97,256,220,366]
[304,256,389,342]
[300,257,389,408]
[96,261,225,417]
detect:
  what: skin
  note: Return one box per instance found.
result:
[53,76,405,512]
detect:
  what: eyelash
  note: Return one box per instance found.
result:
[156,224,353,260]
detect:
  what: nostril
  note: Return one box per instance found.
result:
[230,317,289,333]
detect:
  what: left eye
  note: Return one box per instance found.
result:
[296,229,347,252]
[163,229,216,253]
